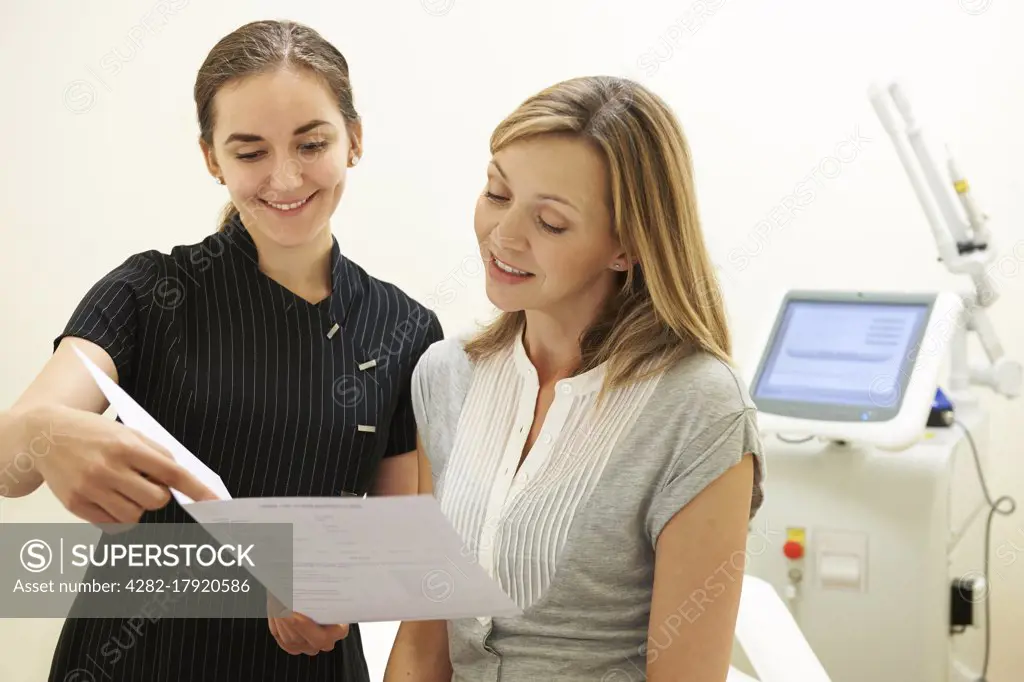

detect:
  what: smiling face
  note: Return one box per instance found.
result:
[475,133,630,318]
[201,67,361,248]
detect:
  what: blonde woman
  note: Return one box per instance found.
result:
[385,77,766,681]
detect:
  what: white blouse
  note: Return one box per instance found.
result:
[436,332,664,615]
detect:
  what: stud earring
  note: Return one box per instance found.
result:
[350,154,360,166]
[216,177,224,185]
[612,263,623,270]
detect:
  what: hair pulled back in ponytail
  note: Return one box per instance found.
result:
[193,20,360,233]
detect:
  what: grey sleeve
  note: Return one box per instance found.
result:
[410,345,433,452]
[409,338,471,491]
[645,406,765,547]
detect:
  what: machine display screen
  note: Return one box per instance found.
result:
[751,299,930,421]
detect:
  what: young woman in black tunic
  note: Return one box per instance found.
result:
[0,19,442,682]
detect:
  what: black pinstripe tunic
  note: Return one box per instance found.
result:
[46,214,443,682]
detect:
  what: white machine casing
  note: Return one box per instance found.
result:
[751,290,963,451]
[741,407,990,682]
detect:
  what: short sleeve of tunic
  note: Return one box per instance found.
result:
[53,252,162,391]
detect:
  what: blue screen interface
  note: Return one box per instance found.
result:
[754,301,928,408]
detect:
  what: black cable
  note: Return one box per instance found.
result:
[955,418,1017,682]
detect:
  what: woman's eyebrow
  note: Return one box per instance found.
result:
[491,160,580,213]
[224,119,333,144]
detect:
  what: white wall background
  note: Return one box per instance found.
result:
[2,0,1023,680]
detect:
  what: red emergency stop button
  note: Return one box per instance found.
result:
[783,540,804,560]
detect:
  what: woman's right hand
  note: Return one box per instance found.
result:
[33,403,218,525]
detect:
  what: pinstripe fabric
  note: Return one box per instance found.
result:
[46,215,443,682]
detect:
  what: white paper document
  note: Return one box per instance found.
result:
[73,346,522,624]
[187,495,523,623]
[73,346,232,504]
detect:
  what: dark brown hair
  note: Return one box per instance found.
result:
[193,20,360,231]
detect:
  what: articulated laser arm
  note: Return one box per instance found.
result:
[868,80,1021,402]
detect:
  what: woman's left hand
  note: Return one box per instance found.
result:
[268,595,350,655]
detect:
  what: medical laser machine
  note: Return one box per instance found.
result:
[738,82,1020,682]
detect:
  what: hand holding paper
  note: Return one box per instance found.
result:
[268,592,351,655]
[72,345,231,505]
[73,346,523,625]
[26,347,221,529]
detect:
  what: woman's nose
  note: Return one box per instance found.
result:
[266,157,304,194]
[492,216,528,251]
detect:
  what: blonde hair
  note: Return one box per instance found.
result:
[192,20,360,232]
[463,76,731,394]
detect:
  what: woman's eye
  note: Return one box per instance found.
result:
[484,191,508,203]
[234,141,327,161]
[536,217,567,234]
